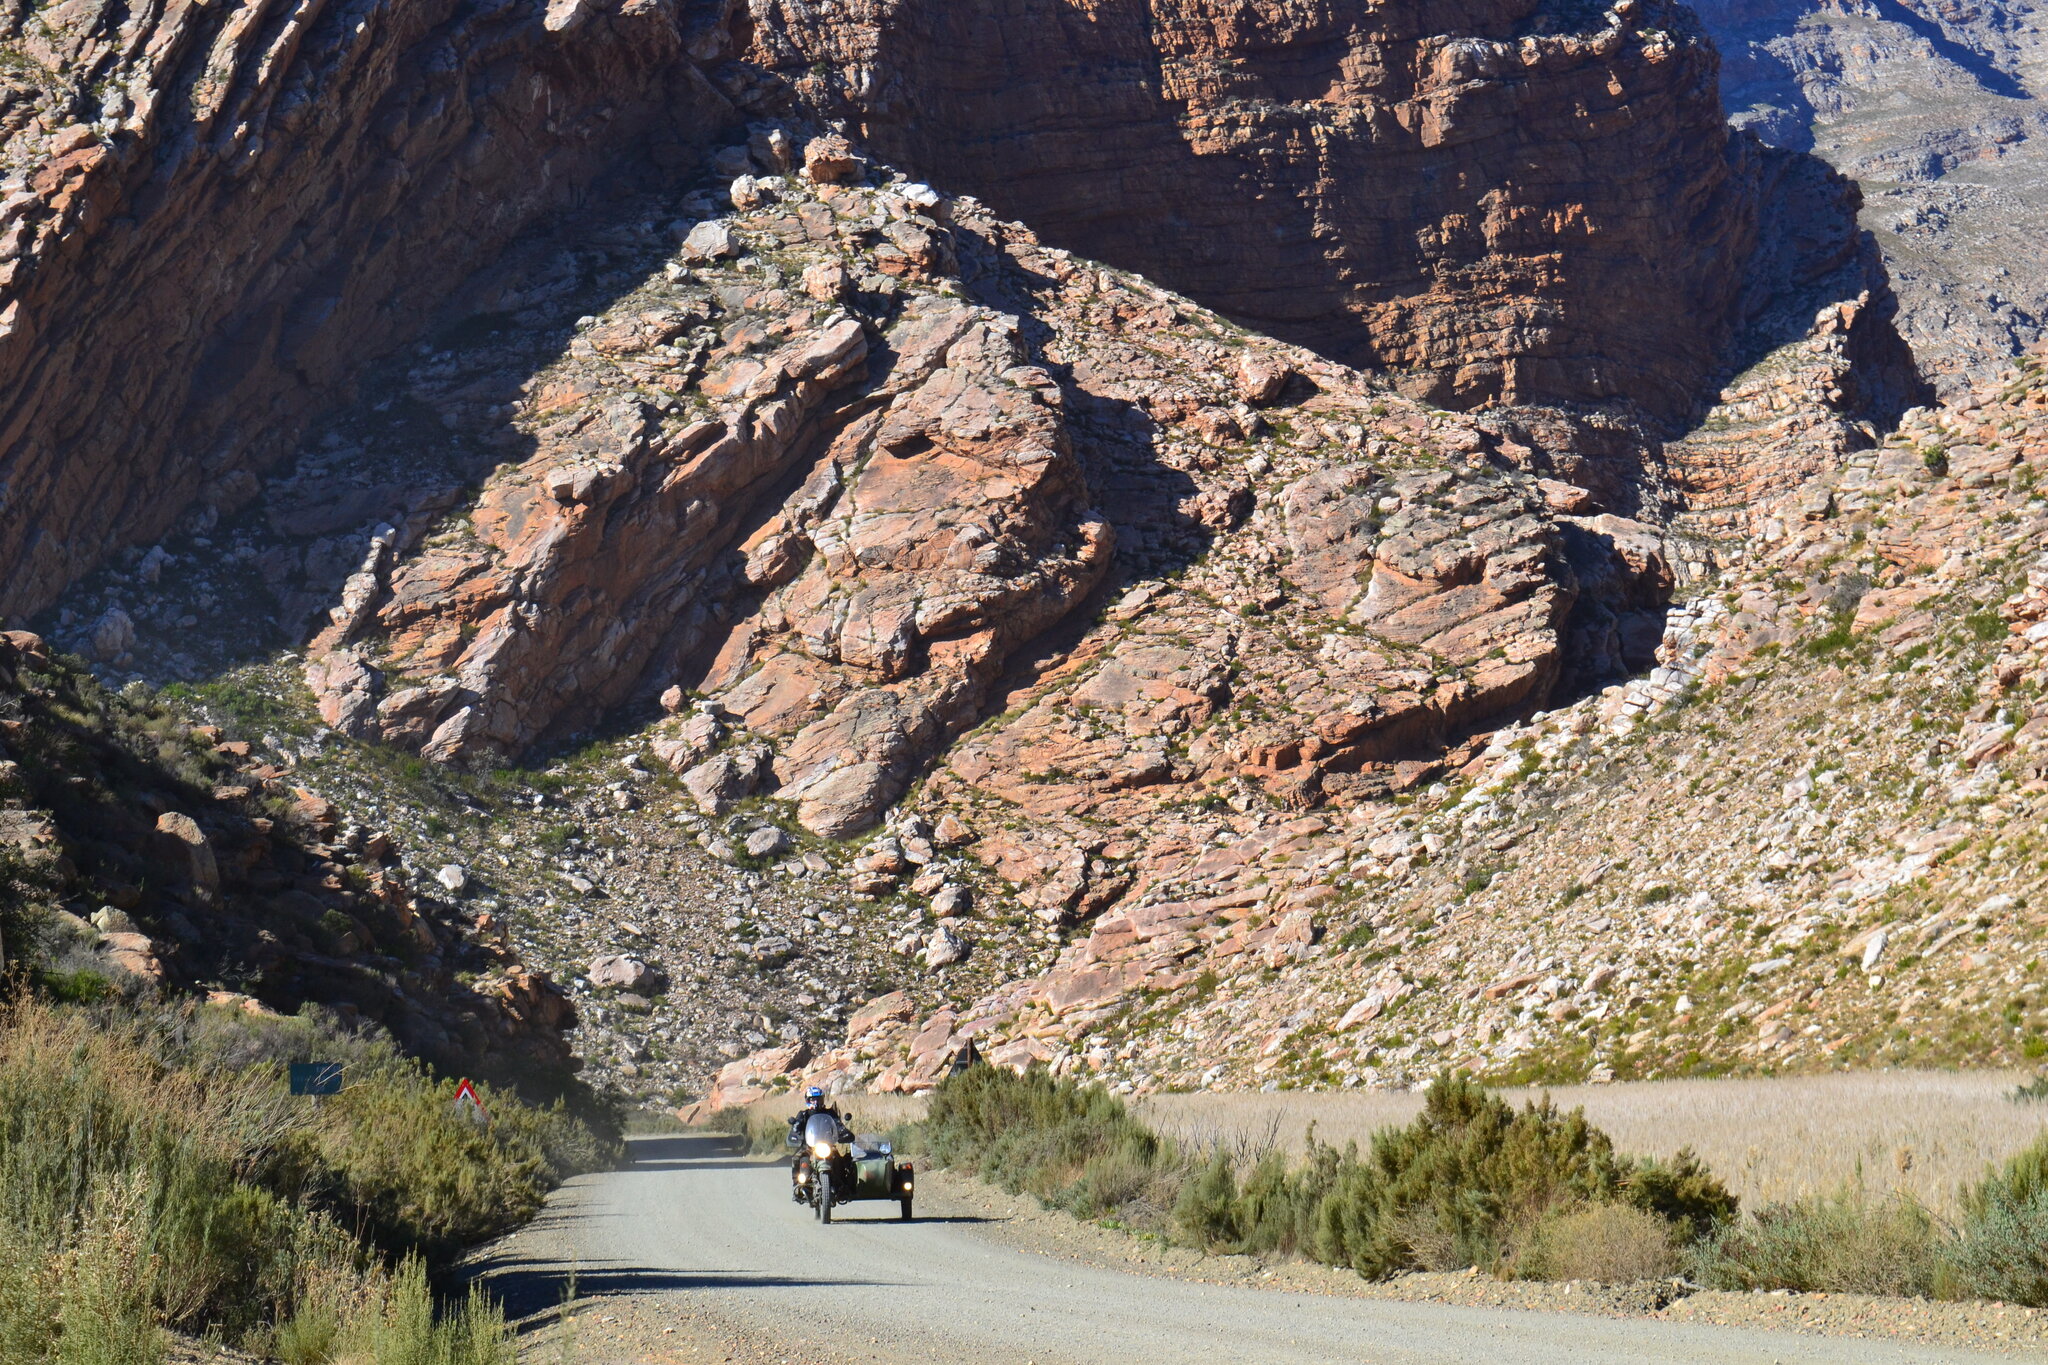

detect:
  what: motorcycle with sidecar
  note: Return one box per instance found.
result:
[788,1109,914,1222]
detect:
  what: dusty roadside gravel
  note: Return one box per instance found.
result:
[472,1135,2041,1363]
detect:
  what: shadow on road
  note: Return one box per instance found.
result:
[474,1256,908,1321]
[619,1133,771,1172]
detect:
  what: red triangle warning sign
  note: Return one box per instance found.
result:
[453,1077,489,1124]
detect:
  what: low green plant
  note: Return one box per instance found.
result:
[919,1063,1175,1219]
[1694,1188,1944,1297]
[1517,1203,1679,1283]
[0,997,597,1357]
[1948,1131,2048,1305]
[921,1068,1735,1283]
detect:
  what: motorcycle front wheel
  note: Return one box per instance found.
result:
[819,1170,833,1224]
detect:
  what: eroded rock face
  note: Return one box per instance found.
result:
[305,169,1112,835]
[0,0,735,621]
[734,0,1763,419]
[291,143,1690,845]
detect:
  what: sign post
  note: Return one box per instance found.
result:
[453,1077,489,1125]
[289,1062,342,1110]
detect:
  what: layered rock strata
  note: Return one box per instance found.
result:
[0,0,1918,641]
[723,344,2048,1101]
[0,0,734,622]
[283,142,1679,849]
[733,0,1765,420]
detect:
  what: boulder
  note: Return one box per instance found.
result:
[702,1040,811,1112]
[745,826,792,859]
[802,134,861,184]
[153,812,218,899]
[680,220,737,263]
[91,608,134,661]
[90,907,138,934]
[682,746,774,815]
[924,924,969,968]
[97,932,162,983]
[435,863,470,894]
[588,955,661,993]
[847,990,915,1044]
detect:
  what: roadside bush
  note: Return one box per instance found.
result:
[1258,1075,1736,1278]
[926,1068,1734,1282]
[1518,1203,1679,1283]
[1694,1189,1944,1298]
[921,1063,1176,1219]
[1949,1130,2048,1305]
[0,996,599,1358]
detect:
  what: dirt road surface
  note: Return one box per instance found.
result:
[473,1135,2029,1364]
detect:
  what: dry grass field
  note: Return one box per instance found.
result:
[1140,1071,2048,1214]
[709,1071,2047,1213]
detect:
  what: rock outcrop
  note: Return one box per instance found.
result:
[734,0,1773,420]
[785,341,2048,1097]
[286,140,1695,841]
[301,167,1114,837]
[0,0,736,622]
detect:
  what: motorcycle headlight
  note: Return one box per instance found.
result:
[811,1140,833,1159]
[796,1167,810,1184]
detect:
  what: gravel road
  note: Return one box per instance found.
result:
[474,1135,2032,1364]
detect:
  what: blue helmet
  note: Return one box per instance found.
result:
[805,1086,824,1103]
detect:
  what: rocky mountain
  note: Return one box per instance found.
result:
[1692,0,2048,390]
[2,0,2029,1109]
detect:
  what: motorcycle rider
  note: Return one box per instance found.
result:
[788,1086,847,1203]
[787,1086,840,1146]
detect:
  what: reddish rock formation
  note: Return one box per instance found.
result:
[296,153,1694,841]
[0,0,736,622]
[304,170,1112,837]
[732,0,1764,419]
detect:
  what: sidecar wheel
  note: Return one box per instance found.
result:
[900,1197,913,1222]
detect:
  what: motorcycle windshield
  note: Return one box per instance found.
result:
[802,1113,847,1147]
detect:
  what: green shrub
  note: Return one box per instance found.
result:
[1695,1189,1944,1297]
[1286,1074,1735,1277]
[1964,610,2009,644]
[926,1068,1734,1283]
[921,1063,1173,1219]
[0,997,595,1356]
[336,1258,515,1365]
[1950,1131,2048,1305]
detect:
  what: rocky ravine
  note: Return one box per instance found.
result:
[32,117,1934,1107]
[0,0,1978,1109]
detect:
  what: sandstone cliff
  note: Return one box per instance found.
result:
[0,0,1912,636]
[0,0,736,623]
[734,0,1797,422]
